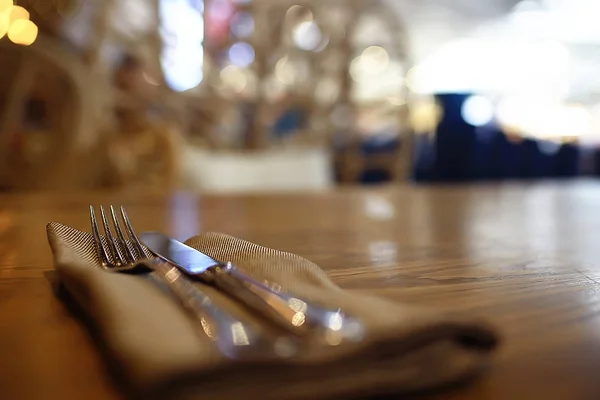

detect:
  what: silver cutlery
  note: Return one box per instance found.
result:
[89,205,298,361]
[140,231,364,343]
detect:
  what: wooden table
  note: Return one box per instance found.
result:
[2,181,600,399]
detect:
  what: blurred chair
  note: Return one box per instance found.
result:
[337,133,413,184]
[0,35,110,190]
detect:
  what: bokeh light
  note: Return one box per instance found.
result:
[8,5,29,23]
[349,46,390,82]
[275,56,295,85]
[293,21,322,51]
[7,18,37,46]
[461,95,494,127]
[360,46,389,73]
[0,0,12,14]
[409,99,443,133]
[0,1,38,45]
[228,42,254,68]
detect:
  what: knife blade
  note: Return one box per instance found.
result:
[140,231,364,341]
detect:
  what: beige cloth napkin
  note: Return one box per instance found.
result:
[46,222,499,400]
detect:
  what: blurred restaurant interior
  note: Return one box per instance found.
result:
[5,2,600,398]
[1,0,600,192]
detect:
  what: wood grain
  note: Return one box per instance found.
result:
[2,181,600,399]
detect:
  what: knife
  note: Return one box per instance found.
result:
[140,231,364,341]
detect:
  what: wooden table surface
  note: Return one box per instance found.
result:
[2,181,600,399]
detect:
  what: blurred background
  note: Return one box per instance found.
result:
[1,0,599,192]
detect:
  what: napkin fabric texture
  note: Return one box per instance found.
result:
[47,222,499,400]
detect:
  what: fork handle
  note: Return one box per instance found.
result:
[209,262,362,339]
[147,260,278,359]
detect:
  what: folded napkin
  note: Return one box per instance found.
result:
[47,222,499,400]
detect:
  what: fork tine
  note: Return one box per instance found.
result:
[109,205,136,264]
[90,205,110,267]
[99,205,126,266]
[120,206,147,259]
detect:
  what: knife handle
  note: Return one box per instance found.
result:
[210,262,364,341]
[148,259,297,360]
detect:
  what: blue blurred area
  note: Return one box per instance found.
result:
[359,135,399,184]
[272,108,306,139]
[412,93,582,183]
[283,92,588,185]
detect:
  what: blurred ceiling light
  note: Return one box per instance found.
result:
[160,0,204,92]
[506,0,600,45]
[406,39,509,94]
[407,36,571,97]
[231,12,254,38]
[497,96,591,139]
[292,21,322,51]
[496,96,528,132]
[501,97,557,137]
[559,106,591,137]
[533,40,571,66]
[228,42,255,67]
[8,5,29,23]
[275,56,295,85]
[461,95,494,127]
[7,19,37,46]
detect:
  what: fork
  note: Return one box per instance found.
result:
[89,205,298,361]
